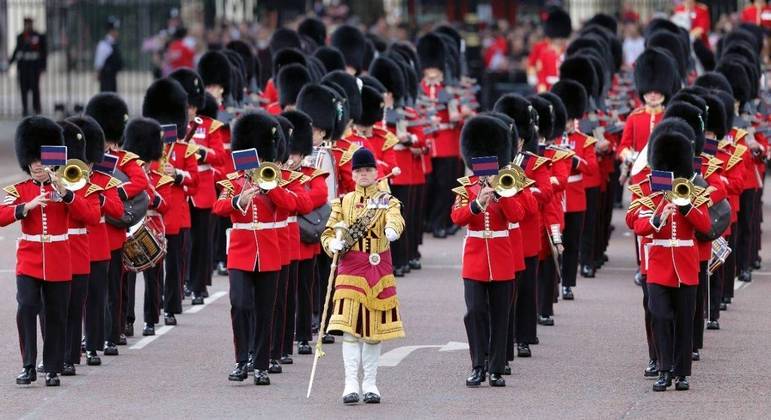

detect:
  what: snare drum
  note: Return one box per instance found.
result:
[123,217,167,272]
[708,237,731,274]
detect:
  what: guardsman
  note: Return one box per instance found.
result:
[56,121,102,376]
[122,118,174,336]
[627,131,712,392]
[67,115,124,366]
[550,80,598,300]
[214,112,297,386]
[2,117,95,386]
[451,115,526,388]
[9,17,47,116]
[322,147,405,404]
[268,63,311,115]
[282,109,329,356]
[197,50,231,109]
[170,68,225,303]
[142,78,200,326]
[85,92,148,354]
[527,9,571,92]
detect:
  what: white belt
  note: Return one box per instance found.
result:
[466,230,509,239]
[197,164,212,171]
[232,221,288,231]
[508,223,520,229]
[147,210,160,217]
[68,228,88,235]
[568,174,583,183]
[651,239,694,248]
[20,233,68,243]
[287,216,298,223]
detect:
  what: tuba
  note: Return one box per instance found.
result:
[55,159,90,191]
[668,177,694,206]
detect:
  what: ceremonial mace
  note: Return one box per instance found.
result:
[306,221,349,398]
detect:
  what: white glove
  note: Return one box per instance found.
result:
[329,238,344,253]
[385,227,399,242]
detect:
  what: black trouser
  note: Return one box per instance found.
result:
[315,253,332,325]
[282,261,299,355]
[648,283,697,376]
[506,272,520,362]
[580,187,599,267]
[18,64,42,115]
[561,211,584,288]
[143,264,164,325]
[230,269,278,369]
[85,261,108,352]
[104,249,123,345]
[391,185,410,268]
[99,71,118,92]
[463,279,513,374]
[723,225,737,299]
[515,257,539,344]
[693,262,708,351]
[164,234,183,314]
[121,271,135,331]
[428,157,458,232]
[296,258,315,342]
[537,256,557,317]
[751,188,762,265]
[640,275,657,362]
[64,274,88,365]
[271,263,293,358]
[736,189,755,273]
[189,205,213,295]
[411,184,424,258]
[213,216,231,267]
[709,263,722,322]
[17,275,69,372]
[182,228,192,291]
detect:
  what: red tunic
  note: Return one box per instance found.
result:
[298,167,329,260]
[212,173,298,272]
[1,179,99,281]
[618,107,663,159]
[562,130,599,212]
[190,116,226,209]
[696,155,728,261]
[740,4,771,29]
[420,80,459,158]
[450,176,526,281]
[155,141,200,234]
[716,138,747,224]
[731,128,762,190]
[88,171,124,262]
[521,153,553,258]
[106,149,149,250]
[283,169,312,262]
[331,138,359,196]
[673,3,711,46]
[68,184,103,275]
[527,40,562,92]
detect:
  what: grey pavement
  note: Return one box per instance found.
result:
[0,149,767,419]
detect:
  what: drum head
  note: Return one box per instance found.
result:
[127,217,146,236]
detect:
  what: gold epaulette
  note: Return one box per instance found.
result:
[2,185,19,198]
[451,186,468,198]
[85,183,103,197]
[704,164,720,179]
[734,128,748,142]
[635,195,658,210]
[185,142,199,158]
[527,152,550,170]
[627,183,644,198]
[217,179,235,193]
[106,176,122,189]
[382,132,399,150]
[209,119,224,134]
[279,171,304,187]
[692,190,711,208]
[338,142,360,166]
[627,199,642,212]
[136,159,145,166]
[718,139,730,150]
[583,135,598,148]
[156,174,175,189]
[457,176,473,186]
[523,178,536,189]
[226,172,240,180]
[120,151,139,166]
[300,175,311,184]
[309,168,328,180]
[727,144,746,170]
[550,148,574,161]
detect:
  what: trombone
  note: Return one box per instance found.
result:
[667,177,694,206]
[489,165,527,198]
[55,159,90,191]
[247,162,281,191]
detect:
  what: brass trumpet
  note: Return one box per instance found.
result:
[668,177,694,206]
[249,162,281,190]
[490,165,526,198]
[55,159,90,191]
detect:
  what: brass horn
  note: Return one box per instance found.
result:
[669,177,694,206]
[490,165,526,198]
[250,162,281,190]
[55,159,90,191]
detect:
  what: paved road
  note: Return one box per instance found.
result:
[0,146,768,419]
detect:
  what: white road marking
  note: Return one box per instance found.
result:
[128,290,226,350]
[380,342,468,367]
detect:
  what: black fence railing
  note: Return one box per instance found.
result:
[1,0,181,118]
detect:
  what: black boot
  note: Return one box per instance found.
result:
[322,334,335,344]
[164,313,177,326]
[216,262,228,276]
[409,259,422,270]
[432,228,447,239]
[117,333,127,345]
[402,264,411,274]
[62,363,76,376]
[268,359,282,373]
[706,320,720,330]
[124,323,134,337]
[644,360,658,378]
[675,376,689,390]
[191,295,205,305]
[279,354,293,365]
[228,362,248,381]
[103,343,119,356]
[246,353,255,373]
[465,367,486,387]
[86,351,101,366]
[45,372,61,387]
[254,369,270,385]
[183,284,192,297]
[446,224,460,236]
[393,266,405,277]
[652,371,672,391]
[503,361,512,375]
[752,257,761,270]
[297,341,312,355]
[738,270,752,282]
[343,393,360,404]
[537,315,554,326]
[562,287,574,300]
[143,323,155,336]
[580,264,595,278]
[37,362,44,373]
[719,302,728,311]
[363,392,381,403]
[488,373,506,387]
[691,351,700,361]
[516,343,531,358]
[16,366,36,385]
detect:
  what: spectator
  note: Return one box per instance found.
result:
[740,0,771,29]
[9,17,47,116]
[622,21,645,68]
[95,17,123,92]
[163,27,196,75]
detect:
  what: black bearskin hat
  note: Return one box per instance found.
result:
[273,114,291,163]
[330,24,368,73]
[269,28,302,55]
[277,63,311,108]
[544,8,572,39]
[314,46,345,73]
[586,13,618,34]
[486,111,521,156]
[199,93,219,120]
[282,109,313,156]
[66,115,105,164]
[321,80,349,140]
[323,70,362,123]
[197,51,231,92]
[306,56,326,82]
[356,85,384,127]
[369,56,406,104]
[272,48,307,79]
[559,55,599,100]
[700,93,727,140]
[15,116,64,173]
[123,117,163,162]
[298,17,327,47]
[416,32,446,74]
[528,94,555,141]
[634,48,678,100]
[664,102,706,155]
[57,120,86,162]
[550,80,587,120]
[492,94,537,149]
[142,77,188,139]
[460,114,512,169]
[360,75,386,93]
[649,131,694,179]
[693,39,715,72]
[538,92,568,140]
[226,40,256,84]
[231,111,280,162]
[716,61,751,106]
[712,90,735,132]
[694,72,733,96]
[646,31,686,81]
[168,68,205,110]
[85,92,128,143]
[296,83,340,141]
